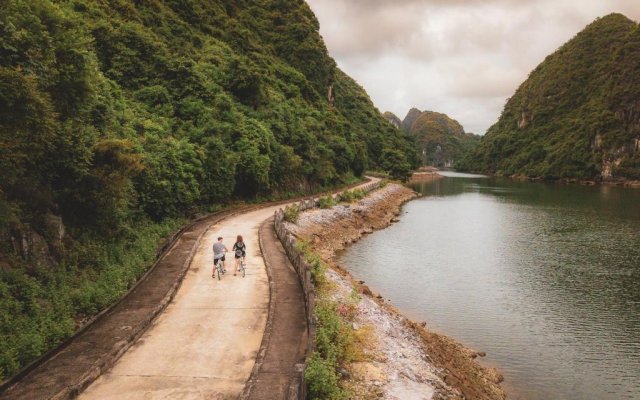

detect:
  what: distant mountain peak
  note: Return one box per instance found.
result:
[402,108,423,131]
[385,107,479,168]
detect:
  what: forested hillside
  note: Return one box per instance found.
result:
[385,108,480,168]
[459,14,640,180]
[0,0,416,379]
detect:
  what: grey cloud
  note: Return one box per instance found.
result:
[312,1,428,58]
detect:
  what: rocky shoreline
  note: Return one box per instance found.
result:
[285,183,506,399]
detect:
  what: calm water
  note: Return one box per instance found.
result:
[340,172,640,400]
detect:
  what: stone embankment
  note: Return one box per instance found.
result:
[285,183,506,400]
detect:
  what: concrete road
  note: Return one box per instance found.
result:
[80,179,378,399]
[80,205,280,400]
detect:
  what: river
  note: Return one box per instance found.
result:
[339,172,640,400]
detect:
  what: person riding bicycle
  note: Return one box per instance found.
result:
[233,235,246,276]
[212,237,228,278]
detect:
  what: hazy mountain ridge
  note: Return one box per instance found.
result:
[459,13,640,180]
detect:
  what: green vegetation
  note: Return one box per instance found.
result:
[283,204,300,224]
[338,189,365,203]
[0,218,182,378]
[295,240,327,286]
[459,14,640,180]
[385,109,480,168]
[296,239,354,399]
[0,0,417,379]
[306,300,352,400]
[318,195,337,209]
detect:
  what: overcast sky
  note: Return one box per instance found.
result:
[306,0,640,134]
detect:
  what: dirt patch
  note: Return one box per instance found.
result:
[287,183,506,400]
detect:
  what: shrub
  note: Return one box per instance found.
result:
[318,195,337,209]
[295,239,327,286]
[306,301,353,399]
[352,188,365,200]
[283,205,300,223]
[338,189,354,203]
[305,352,345,400]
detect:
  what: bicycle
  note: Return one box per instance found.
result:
[214,256,226,280]
[237,256,246,278]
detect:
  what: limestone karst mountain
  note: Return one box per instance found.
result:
[459,13,640,180]
[385,108,480,168]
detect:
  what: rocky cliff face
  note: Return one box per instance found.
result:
[401,107,423,132]
[383,111,402,129]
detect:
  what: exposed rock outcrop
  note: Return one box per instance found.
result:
[402,107,423,132]
[383,111,402,129]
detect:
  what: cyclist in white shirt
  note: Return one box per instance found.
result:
[212,237,228,278]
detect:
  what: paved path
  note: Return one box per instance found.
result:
[80,205,284,399]
[0,178,376,399]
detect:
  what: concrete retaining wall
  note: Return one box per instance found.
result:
[273,181,381,399]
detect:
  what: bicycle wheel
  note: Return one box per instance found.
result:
[241,260,246,278]
[217,263,222,280]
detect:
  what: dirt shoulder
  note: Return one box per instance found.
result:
[286,183,506,400]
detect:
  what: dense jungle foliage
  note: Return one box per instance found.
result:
[0,0,417,379]
[385,109,480,168]
[459,14,640,180]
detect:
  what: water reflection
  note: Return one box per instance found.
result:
[340,172,640,400]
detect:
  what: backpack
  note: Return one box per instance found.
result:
[234,242,245,257]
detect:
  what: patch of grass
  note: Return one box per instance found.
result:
[295,239,327,287]
[339,189,365,203]
[306,299,353,399]
[345,325,377,363]
[283,205,300,223]
[352,189,366,200]
[364,170,390,179]
[338,190,355,203]
[318,195,337,209]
